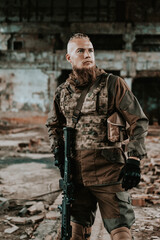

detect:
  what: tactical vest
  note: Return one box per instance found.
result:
[60,74,118,150]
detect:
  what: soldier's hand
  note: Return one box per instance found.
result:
[118,158,141,191]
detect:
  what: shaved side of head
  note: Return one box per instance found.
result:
[67,33,90,53]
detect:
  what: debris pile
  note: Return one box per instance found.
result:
[0,117,61,239]
[0,193,62,240]
[0,119,50,158]
[17,136,49,154]
[131,129,160,207]
[0,119,160,239]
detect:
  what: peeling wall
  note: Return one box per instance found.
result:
[0,0,160,121]
[0,69,49,112]
[1,22,160,114]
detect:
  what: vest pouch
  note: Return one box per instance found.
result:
[101,148,125,164]
[107,112,128,142]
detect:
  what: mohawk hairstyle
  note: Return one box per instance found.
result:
[67,33,90,53]
[68,33,90,42]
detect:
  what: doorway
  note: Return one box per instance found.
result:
[132,77,160,125]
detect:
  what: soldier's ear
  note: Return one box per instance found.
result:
[66,53,72,63]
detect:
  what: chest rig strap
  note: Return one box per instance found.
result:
[72,73,111,127]
[72,84,90,126]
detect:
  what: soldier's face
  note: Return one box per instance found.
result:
[66,38,95,69]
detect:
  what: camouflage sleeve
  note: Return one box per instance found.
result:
[108,75,149,159]
[46,84,66,152]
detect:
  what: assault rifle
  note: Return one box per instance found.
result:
[59,127,75,240]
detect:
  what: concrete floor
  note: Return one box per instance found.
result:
[90,207,111,240]
[0,125,160,239]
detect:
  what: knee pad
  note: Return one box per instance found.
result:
[111,226,132,240]
[71,222,91,240]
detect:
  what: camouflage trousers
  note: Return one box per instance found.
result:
[70,183,135,233]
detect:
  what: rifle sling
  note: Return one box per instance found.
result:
[72,85,90,126]
[72,73,110,127]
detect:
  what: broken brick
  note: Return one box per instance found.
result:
[29,214,44,224]
[45,211,60,220]
[25,201,37,207]
[28,201,45,215]
[131,197,146,207]
[4,225,19,234]
[145,185,155,194]
[10,217,27,225]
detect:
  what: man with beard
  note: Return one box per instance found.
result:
[46,33,148,240]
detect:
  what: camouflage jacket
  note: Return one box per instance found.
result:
[46,72,148,185]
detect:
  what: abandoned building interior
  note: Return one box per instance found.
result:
[0,0,160,124]
[0,1,160,240]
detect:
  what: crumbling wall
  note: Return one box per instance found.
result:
[0,72,14,111]
[1,22,160,116]
[0,69,49,112]
[0,0,160,121]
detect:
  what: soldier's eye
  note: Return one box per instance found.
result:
[77,49,84,53]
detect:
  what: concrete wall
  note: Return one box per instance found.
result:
[0,0,160,118]
[0,69,48,112]
[1,46,160,113]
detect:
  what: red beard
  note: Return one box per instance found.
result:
[72,66,97,88]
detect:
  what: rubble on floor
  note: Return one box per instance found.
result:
[0,119,160,239]
[0,117,62,239]
[130,127,160,207]
[0,194,61,239]
[0,117,51,161]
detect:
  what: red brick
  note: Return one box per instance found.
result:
[145,185,155,194]
[132,197,146,207]
[28,201,45,215]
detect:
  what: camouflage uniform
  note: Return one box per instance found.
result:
[46,70,148,234]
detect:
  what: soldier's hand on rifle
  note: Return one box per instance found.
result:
[54,145,64,178]
[118,158,141,191]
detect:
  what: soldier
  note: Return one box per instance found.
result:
[46,33,148,240]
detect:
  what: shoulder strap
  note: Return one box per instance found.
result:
[72,73,111,127]
[72,85,90,126]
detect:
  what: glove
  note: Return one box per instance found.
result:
[118,158,141,191]
[54,145,64,178]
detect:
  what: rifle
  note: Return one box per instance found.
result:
[59,127,75,240]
